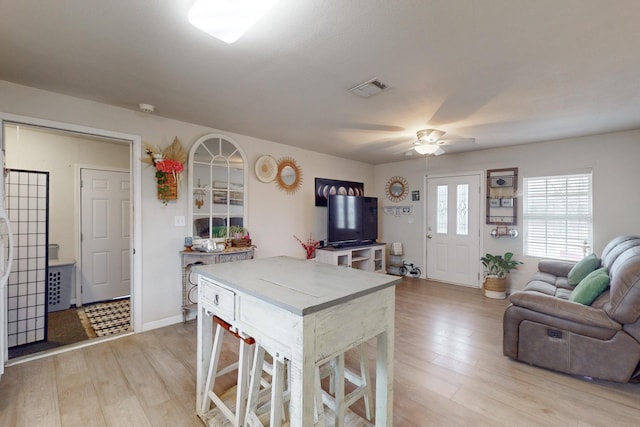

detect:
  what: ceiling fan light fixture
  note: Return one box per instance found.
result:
[188,0,281,44]
[417,128,446,143]
[414,144,441,155]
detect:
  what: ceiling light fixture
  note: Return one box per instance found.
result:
[414,128,446,155]
[188,0,281,44]
[139,103,155,113]
[414,144,441,155]
[416,128,446,143]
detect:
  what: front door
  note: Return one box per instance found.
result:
[426,173,481,287]
[80,168,130,304]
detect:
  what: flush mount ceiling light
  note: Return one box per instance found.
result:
[188,0,281,44]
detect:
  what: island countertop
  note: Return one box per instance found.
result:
[193,255,400,316]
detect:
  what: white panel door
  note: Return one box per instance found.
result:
[426,174,481,287]
[81,169,130,304]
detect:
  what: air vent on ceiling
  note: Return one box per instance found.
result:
[348,78,389,98]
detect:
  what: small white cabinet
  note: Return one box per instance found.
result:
[316,243,386,273]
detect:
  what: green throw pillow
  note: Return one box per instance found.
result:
[569,268,610,305]
[568,253,600,286]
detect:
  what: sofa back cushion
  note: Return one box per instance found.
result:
[603,238,640,324]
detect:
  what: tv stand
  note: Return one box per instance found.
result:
[316,243,386,273]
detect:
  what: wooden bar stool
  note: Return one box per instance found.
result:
[201,316,255,427]
[318,343,373,424]
[246,344,326,427]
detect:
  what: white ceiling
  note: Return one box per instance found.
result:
[2,0,640,164]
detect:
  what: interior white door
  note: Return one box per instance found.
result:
[81,169,130,304]
[426,174,481,287]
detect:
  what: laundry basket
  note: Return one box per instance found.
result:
[48,260,75,312]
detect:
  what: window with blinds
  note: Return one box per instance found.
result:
[523,172,592,261]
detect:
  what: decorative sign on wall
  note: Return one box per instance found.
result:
[383,205,413,216]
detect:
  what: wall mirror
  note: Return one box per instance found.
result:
[188,134,248,239]
[385,176,409,202]
[276,157,302,193]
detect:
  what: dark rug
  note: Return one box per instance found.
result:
[8,307,90,359]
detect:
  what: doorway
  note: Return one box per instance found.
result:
[426,173,481,287]
[80,168,130,304]
[1,114,141,363]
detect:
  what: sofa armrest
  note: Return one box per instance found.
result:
[537,260,575,278]
[509,291,621,330]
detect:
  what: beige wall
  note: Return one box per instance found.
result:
[375,130,640,292]
[4,125,130,262]
[0,80,374,329]
[3,78,640,325]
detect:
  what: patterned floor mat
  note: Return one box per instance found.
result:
[79,299,131,337]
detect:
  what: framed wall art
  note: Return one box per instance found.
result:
[315,178,364,206]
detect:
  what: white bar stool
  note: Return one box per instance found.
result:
[318,343,373,424]
[246,344,326,427]
[200,316,255,427]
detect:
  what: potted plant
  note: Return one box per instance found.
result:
[229,226,252,247]
[210,226,228,249]
[480,252,522,299]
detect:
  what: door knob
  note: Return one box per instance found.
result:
[427,234,432,239]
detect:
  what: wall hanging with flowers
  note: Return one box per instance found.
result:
[143,137,187,205]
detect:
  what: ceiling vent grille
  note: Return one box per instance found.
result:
[348,78,389,98]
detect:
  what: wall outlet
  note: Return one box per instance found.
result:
[174,216,186,227]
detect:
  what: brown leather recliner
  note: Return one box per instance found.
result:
[503,236,640,382]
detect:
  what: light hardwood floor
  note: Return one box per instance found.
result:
[2,278,640,426]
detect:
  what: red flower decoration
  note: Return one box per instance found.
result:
[294,235,321,260]
[156,159,184,173]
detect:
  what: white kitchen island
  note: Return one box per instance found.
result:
[194,256,400,427]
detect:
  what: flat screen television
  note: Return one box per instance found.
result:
[327,195,378,247]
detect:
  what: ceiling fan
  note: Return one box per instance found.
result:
[412,128,476,156]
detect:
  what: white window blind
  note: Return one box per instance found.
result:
[523,172,592,261]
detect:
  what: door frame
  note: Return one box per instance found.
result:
[76,166,131,306]
[0,112,142,344]
[423,171,485,286]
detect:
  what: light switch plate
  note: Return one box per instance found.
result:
[174,216,186,227]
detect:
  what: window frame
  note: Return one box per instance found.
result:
[523,170,593,261]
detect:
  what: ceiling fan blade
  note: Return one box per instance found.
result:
[437,137,476,145]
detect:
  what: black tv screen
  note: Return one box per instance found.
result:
[327,195,378,246]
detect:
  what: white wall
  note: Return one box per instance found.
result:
[4,78,639,321]
[0,80,374,329]
[376,130,640,292]
[4,126,130,261]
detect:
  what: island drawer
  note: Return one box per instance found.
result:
[198,276,236,320]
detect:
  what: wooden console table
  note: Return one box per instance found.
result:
[194,256,399,426]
